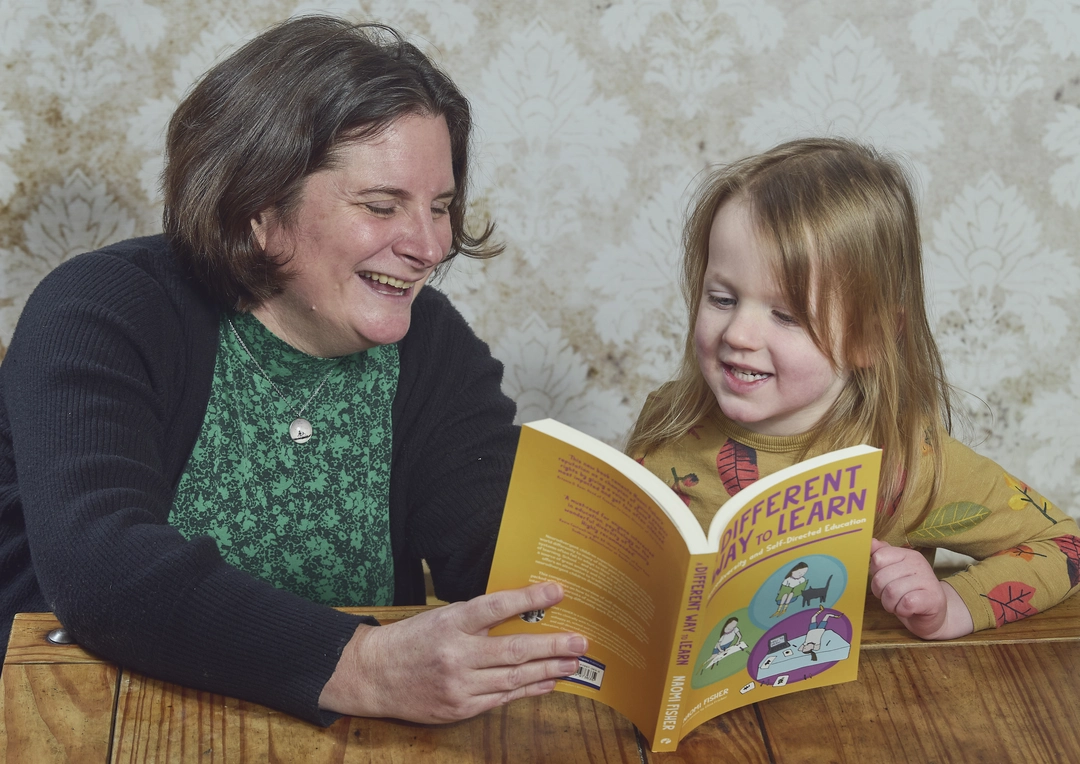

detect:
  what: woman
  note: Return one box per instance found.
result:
[0,16,585,725]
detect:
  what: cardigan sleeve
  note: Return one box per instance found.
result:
[902,436,1080,632]
[4,243,368,725]
[389,287,519,605]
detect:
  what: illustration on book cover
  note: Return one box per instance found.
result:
[692,554,853,691]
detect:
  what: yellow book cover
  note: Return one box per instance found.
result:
[486,419,881,752]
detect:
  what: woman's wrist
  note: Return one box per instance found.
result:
[318,622,380,715]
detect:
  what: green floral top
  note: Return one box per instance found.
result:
[171,311,398,606]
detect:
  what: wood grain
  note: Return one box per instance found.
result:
[0,612,119,763]
[646,706,769,763]
[5,595,1080,762]
[111,675,644,763]
[754,639,1080,764]
[0,662,117,763]
[4,612,104,664]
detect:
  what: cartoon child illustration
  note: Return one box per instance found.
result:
[772,561,809,617]
[800,605,840,662]
[700,617,748,672]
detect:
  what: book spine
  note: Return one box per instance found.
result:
[651,556,710,752]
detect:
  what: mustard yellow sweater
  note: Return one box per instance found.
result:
[633,400,1080,633]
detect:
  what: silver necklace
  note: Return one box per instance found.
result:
[227,317,339,444]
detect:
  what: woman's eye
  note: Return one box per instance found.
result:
[432,205,450,217]
[365,204,396,216]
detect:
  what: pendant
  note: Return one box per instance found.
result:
[289,418,313,444]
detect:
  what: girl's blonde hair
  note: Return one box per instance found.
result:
[627,137,952,532]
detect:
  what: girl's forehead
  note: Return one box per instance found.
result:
[704,203,790,300]
[707,198,786,263]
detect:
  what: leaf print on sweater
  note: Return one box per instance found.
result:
[982,581,1038,627]
[716,439,758,497]
[909,501,990,541]
[1052,535,1080,588]
[1004,473,1058,525]
[991,544,1047,562]
[669,467,699,507]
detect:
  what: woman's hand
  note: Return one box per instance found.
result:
[869,539,973,640]
[318,582,588,723]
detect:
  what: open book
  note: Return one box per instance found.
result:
[487,419,881,752]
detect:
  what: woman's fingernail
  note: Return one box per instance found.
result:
[569,636,587,654]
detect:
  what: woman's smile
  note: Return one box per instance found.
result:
[250,113,455,358]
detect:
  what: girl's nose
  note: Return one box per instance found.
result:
[722,308,762,350]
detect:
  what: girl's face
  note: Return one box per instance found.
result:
[695,198,849,437]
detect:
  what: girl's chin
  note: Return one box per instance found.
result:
[717,403,791,437]
[717,398,760,426]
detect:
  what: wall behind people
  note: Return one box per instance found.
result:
[1,1,1078,545]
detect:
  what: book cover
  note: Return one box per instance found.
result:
[486,419,881,752]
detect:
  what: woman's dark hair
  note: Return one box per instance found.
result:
[163,15,499,308]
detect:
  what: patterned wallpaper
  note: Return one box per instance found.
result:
[1,1,1079,539]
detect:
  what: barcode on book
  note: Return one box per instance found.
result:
[563,656,605,690]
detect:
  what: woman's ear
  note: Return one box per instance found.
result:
[250,210,270,251]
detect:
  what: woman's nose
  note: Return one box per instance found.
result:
[396,211,447,267]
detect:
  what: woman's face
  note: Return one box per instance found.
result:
[251,114,455,357]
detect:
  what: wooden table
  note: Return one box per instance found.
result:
[2,594,1078,763]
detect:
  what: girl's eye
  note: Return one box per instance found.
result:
[773,310,799,326]
[708,295,735,308]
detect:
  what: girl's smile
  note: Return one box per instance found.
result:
[723,361,772,387]
[695,197,849,437]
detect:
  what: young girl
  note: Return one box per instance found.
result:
[628,137,1080,640]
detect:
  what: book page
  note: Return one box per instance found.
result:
[487,423,694,737]
[528,419,708,550]
[672,447,882,745]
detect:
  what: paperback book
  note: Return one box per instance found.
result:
[487,419,881,752]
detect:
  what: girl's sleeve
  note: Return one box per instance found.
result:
[6,251,366,724]
[904,437,1080,632]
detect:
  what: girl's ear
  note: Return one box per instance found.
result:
[850,310,904,369]
[850,340,875,369]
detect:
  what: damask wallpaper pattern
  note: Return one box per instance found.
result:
[1,1,1078,542]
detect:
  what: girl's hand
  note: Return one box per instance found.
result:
[869,539,974,640]
[318,582,588,723]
